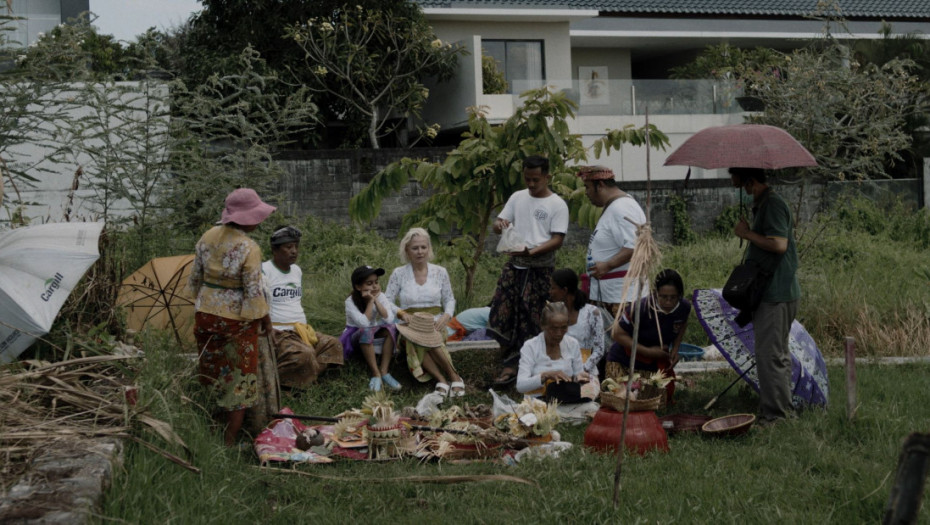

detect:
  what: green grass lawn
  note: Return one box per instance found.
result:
[100,344,930,524]
[93,197,930,524]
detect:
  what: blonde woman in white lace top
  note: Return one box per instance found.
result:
[384,228,464,397]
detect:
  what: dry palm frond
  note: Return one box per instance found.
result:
[645,369,674,389]
[615,220,663,330]
[255,465,538,486]
[492,396,560,439]
[361,390,394,414]
[331,416,367,441]
[0,355,195,491]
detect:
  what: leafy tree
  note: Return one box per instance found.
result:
[738,37,927,181]
[15,15,137,80]
[165,47,319,230]
[482,54,508,95]
[180,0,448,148]
[349,87,669,297]
[852,22,930,173]
[668,43,784,83]
[286,4,463,148]
[673,20,930,181]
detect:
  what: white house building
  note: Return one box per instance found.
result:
[417,0,930,181]
[1,0,89,48]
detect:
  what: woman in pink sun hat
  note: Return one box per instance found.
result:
[189,188,276,447]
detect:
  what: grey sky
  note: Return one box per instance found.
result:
[90,0,201,43]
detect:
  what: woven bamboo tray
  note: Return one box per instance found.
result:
[600,383,663,412]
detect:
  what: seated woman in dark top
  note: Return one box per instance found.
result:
[607,269,691,402]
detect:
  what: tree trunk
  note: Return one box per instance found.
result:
[464,203,494,300]
[369,105,380,149]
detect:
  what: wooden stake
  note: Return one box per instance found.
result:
[844,336,857,421]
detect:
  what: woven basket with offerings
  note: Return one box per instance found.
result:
[605,361,669,409]
[601,384,663,412]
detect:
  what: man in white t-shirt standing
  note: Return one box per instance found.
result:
[490,155,570,385]
[579,166,647,312]
[262,226,343,387]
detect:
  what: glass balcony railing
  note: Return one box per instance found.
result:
[503,79,746,115]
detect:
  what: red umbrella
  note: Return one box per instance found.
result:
[664,124,817,170]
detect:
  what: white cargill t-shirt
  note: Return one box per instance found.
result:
[585,195,648,304]
[261,260,307,327]
[498,189,569,249]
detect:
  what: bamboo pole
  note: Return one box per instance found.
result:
[612,107,653,508]
[612,278,644,507]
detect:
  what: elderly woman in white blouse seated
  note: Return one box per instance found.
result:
[385,227,465,397]
[517,302,599,420]
[548,268,606,378]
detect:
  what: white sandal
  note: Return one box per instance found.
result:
[434,382,450,397]
[450,381,466,397]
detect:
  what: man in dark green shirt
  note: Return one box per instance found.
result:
[731,168,800,425]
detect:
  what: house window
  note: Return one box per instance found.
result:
[482,40,545,93]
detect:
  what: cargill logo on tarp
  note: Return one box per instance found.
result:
[41,273,64,302]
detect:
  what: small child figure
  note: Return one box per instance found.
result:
[344,265,401,391]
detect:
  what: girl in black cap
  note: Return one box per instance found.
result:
[342,265,401,392]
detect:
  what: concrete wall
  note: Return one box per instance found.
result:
[274,148,451,239]
[275,148,923,244]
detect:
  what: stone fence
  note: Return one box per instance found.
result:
[275,148,924,244]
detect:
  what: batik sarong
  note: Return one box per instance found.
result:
[488,262,553,358]
[194,312,260,411]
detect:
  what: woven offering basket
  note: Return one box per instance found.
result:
[600,383,663,412]
[605,362,668,409]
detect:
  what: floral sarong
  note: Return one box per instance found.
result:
[195,312,260,411]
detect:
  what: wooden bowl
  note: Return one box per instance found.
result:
[701,414,756,437]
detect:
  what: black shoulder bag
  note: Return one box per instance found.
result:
[722,258,771,313]
[722,192,780,323]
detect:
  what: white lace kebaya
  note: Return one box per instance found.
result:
[384,263,456,319]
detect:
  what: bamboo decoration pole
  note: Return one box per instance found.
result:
[612,107,655,508]
[844,336,857,421]
[612,278,644,507]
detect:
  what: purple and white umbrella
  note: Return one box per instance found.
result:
[693,288,829,408]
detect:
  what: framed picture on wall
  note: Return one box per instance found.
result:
[579,66,609,105]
